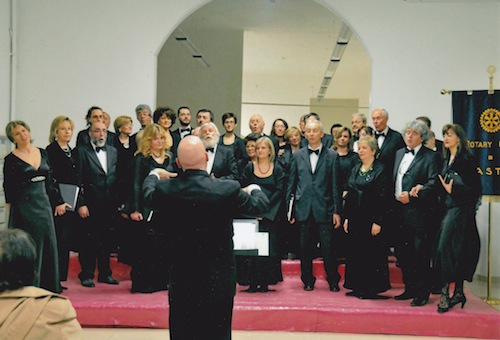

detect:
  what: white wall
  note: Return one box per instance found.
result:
[0,0,12,134]
[324,0,500,131]
[1,0,499,277]
[13,0,209,146]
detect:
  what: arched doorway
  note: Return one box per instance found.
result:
[157,0,371,136]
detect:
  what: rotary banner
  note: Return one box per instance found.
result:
[452,90,500,195]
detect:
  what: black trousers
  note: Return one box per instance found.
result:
[169,293,233,340]
[394,205,433,298]
[77,209,114,281]
[299,216,340,287]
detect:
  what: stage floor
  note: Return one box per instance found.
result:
[62,256,500,339]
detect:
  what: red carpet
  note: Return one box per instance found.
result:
[62,254,500,339]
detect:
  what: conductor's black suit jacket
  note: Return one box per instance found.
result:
[143,169,269,299]
[286,147,340,223]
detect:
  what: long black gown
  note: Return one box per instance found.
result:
[336,150,360,261]
[46,141,79,283]
[3,149,61,293]
[433,150,481,284]
[342,160,391,296]
[236,163,284,288]
[128,153,172,293]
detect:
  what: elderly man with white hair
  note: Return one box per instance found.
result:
[199,122,239,180]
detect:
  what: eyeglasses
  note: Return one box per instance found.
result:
[91,129,107,134]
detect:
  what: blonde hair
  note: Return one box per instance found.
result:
[255,136,276,163]
[6,121,32,144]
[136,123,170,158]
[113,115,133,134]
[49,116,74,143]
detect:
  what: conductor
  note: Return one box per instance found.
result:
[143,136,269,340]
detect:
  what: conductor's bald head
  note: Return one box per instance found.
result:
[176,136,208,171]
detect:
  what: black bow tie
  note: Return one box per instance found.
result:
[206,147,215,153]
[308,148,320,155]
[405,148,415,155]
[376,132,386,138]
[180,128,191,132]
[95,146,106,152]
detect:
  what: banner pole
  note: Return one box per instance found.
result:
[485,196,500,305]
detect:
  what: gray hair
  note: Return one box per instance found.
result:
[135,104,152,116]
[402,120,430,143]
[358,135,379,153]
[352,113,367,124]
[200,122,220,137]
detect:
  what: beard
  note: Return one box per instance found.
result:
[93,138,106,147]
[202,137,217,149]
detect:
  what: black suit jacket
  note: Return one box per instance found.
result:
[142,169,269,299]
[286,146,340,223]
[209,145,239,180]
[75,142,118,211]
[393,145,439,214]
[377,127,405,177]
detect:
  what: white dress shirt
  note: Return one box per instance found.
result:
[395,144,422,199]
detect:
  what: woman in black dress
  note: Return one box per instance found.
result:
[343,136,390,299]
[4,121,69,293]
[129,124,172,293]
[113,115,138,264]
[237,136,285,292]
[153,107,176,156]
[276,126,303,259]
[219,112,247,175]
[46,116,79,290]
[332,127,359,263]
[433,124,481,313]
[270,118,289,157]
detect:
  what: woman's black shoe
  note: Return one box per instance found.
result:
[437,293,450,313]
[243,285,258,293]
[449,293,466,309]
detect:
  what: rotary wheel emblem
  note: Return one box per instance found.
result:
[480,108,500,133]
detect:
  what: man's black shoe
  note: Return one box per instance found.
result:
[81,278,95,288]
[394,291,415,300]
[98,276,119,285]
[303,284,314,291]
[329,284,340,292]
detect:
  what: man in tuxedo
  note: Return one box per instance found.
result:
[143,136,269,340]
[196,108,214,126]
[130,104,153,146]
[372,108,405,175]
[299,113,333,149]
[199,122,239,180]
[171,106,192,153]
[248,114,280,151]
[75,121,119,287]
[372,108,405,247]
[393,120,439,306]
[286,119,342,292]
[351,113,367,141]
[76,106,114,147]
